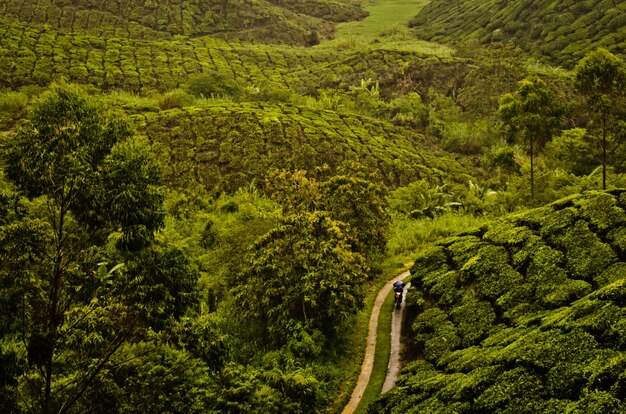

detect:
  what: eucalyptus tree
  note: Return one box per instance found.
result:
[574,48,626,190]
[0,85,196,413]
[499,75,561,198]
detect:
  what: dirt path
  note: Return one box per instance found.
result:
[381,281,410,393]
[341,271,410,414]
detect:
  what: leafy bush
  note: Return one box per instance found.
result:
[186,72,245,99]
[441,120,500,155]
[375,191,626,412]
[158,89,195,110]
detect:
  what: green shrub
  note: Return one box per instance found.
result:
[496,284,536,318]
[411,246,450,283]
[441,120,499,155]
[541,279,592,308]
[159,89,194,110]
[450,297,496,347]
[547,362,588,400]
[388,93,428,128]
[485,145,522,178]
[552,220,617,282]
[473,367,544,412]
[544,128,597,175]
[0,91,28,113]
[460,245,523,301]
[388,181,456,218]
[186,72,244,99]
[445,235,485,269]
[607,227,626,260]
[427,270,463,308]
[565,390,624,413]
[413,308,461,362]
[439,365,502,402]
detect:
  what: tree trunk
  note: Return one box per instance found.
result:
[602,114,607,190]
[44,205,66,414]
[530,137,535,199]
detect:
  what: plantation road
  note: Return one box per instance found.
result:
[382,281,410,393]
[341,271,410,414]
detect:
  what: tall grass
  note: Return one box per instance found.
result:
[0,91,29,113]
[387,212,490,257]
[103,90,160,112]
[527,59,572,77]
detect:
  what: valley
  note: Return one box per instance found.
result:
[1,0,626,413]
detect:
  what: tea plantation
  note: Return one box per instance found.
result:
[137,102,470,193]
[3,0,626,412]
[410,0,626,68]
[0,0,367,44]
[370,190,626,413]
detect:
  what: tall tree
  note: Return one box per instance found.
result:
[499,75,561,198]
[0,85,194,414]
[574,48,626,190]
[319,162,389,263]
[264,163,389,265]
[235,211,368,346]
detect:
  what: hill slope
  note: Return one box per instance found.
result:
[0,12,460,94]
[370,190,626,413]
[409,0,626,67]
[0,0,367,44]
[137,102,471,193]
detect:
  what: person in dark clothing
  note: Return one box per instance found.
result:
[393,280,406,307]
[393,280,406,292]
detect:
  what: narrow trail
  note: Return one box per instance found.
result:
[341,271,410,414]
[382,281,410,393]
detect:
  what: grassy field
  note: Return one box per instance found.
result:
[320,0,454,56]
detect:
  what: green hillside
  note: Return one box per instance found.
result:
[409,0,626,68]
[0,0,367,45]
[0,12,461,94]
[3,0,626,413]
[136,102,469,193]
[370,190,626,413]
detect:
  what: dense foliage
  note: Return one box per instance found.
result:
[139,102,469,193]
[371,190,626,413]
[2,0,626,412]
[0,85,190,413]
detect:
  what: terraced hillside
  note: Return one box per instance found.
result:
[0,16,334,91]
[0,0,367,44]
[0,10,461,94]
[0,0,479,199]
[137,102,470,193]
[370,190,626,413]
[409,0,626,68]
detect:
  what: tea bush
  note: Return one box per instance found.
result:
[139,102,469,193]
[409,0,626,68]
[373,190,626,412]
